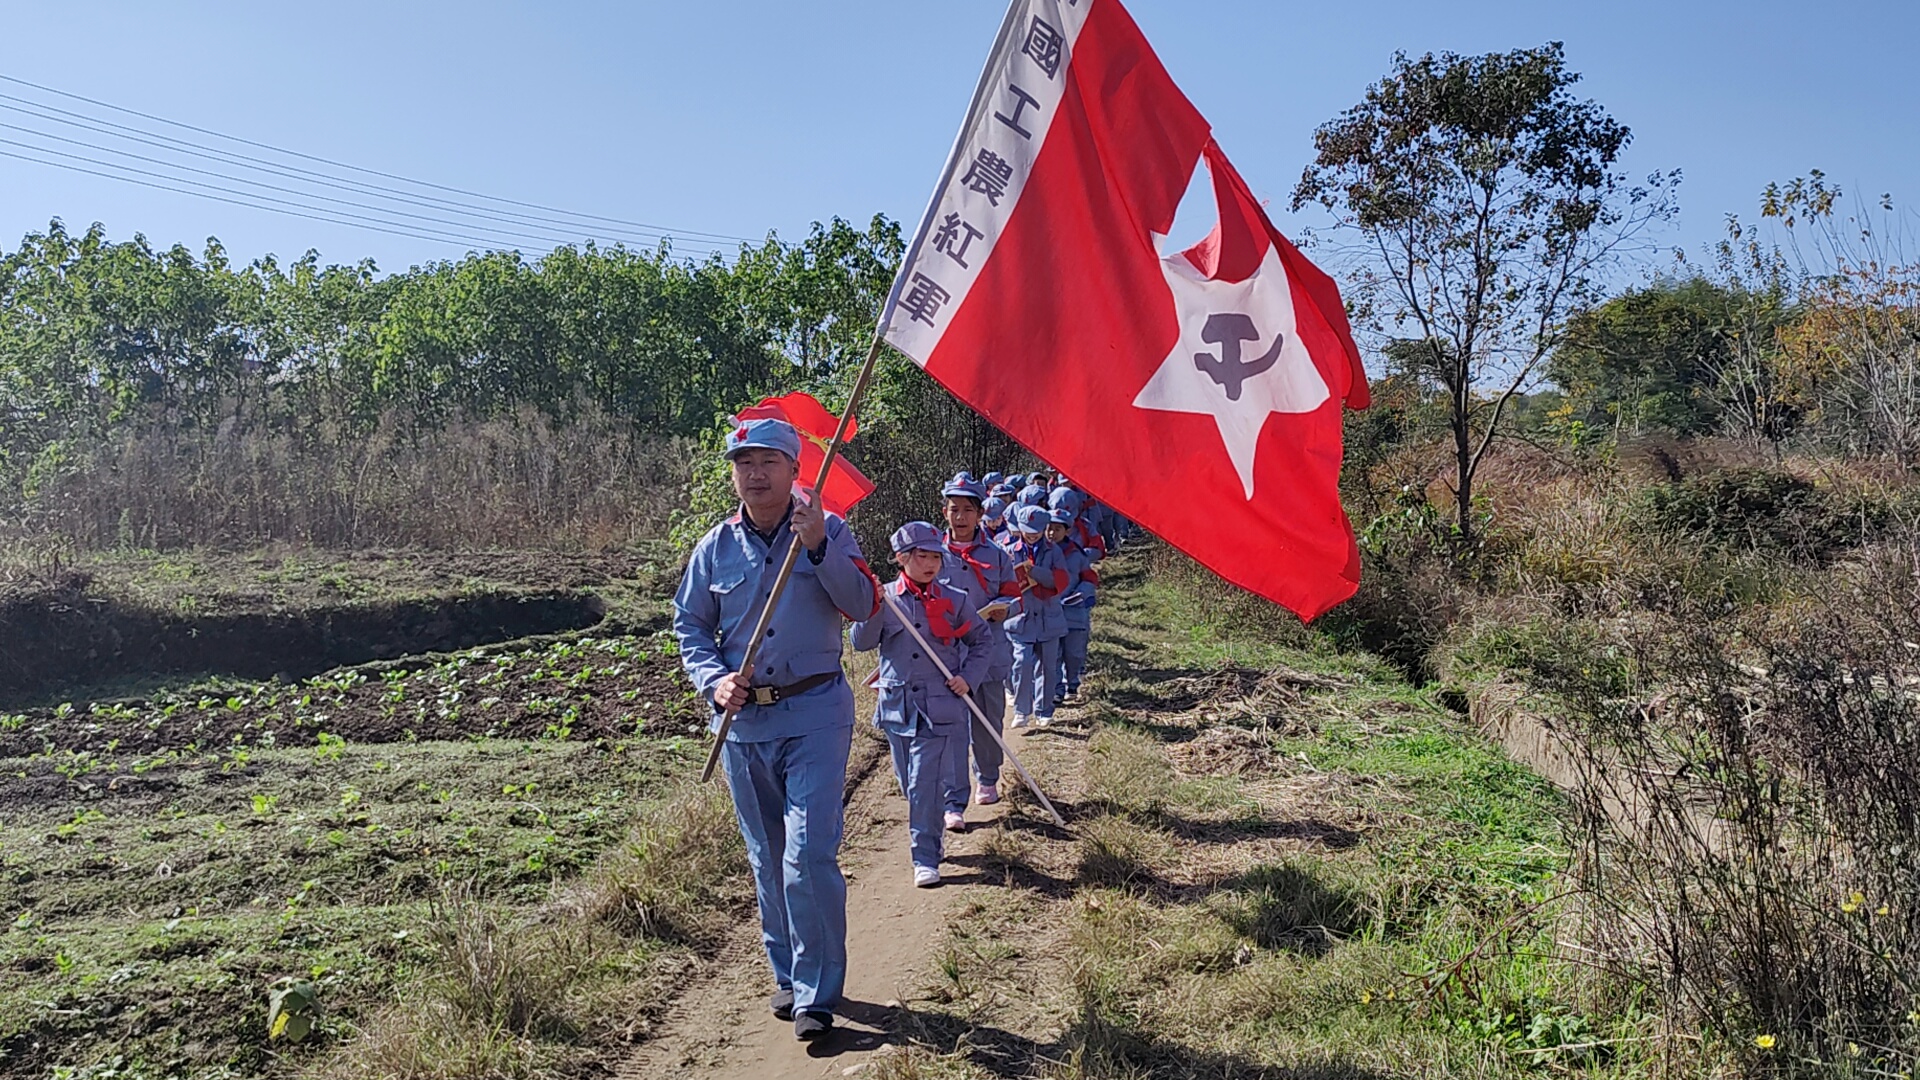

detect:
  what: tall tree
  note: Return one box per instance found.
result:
[1293,43,1675,540]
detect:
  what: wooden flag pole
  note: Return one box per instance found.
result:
[699,333,887,784]
[879,586,1069,829]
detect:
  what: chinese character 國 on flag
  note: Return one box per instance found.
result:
[735,392,877,518]
[879,0,1371,621]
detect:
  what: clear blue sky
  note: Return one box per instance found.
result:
[1,0,1913,274]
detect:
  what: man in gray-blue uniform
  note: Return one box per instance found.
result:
[672,417,882,1042]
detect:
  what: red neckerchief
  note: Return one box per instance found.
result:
[944,533,996,596]
[899,575,971,644]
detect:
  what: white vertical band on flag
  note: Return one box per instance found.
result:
[879,0,1094,366]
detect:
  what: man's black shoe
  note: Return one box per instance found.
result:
[794,1010,834,1041]
[770,987,794,1021]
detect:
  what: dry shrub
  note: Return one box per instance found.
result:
[1525,529,1920,1068]
[1441,441,1591,517]
[579,779,747,944]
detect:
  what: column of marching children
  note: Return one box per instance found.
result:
[850,468,1132,888]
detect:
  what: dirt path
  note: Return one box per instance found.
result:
[619,722,1075,1080]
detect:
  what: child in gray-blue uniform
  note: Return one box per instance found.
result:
[673,417,882,1041]
[850,521,991,888]
[1048,506,1099,704]
[1003,503,1068,727]
[982,495,1011,541]
[937,474,1021,822]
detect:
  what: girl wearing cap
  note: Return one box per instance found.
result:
[850,521,992,888]
[1003,503,1069,728]
[937,474,1020,820]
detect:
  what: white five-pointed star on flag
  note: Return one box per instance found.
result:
[1132,241,1331,499]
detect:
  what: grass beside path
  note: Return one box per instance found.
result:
[872,548,1660,1079]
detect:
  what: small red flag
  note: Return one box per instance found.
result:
[880,0,1367,621]
[736,392,877,518]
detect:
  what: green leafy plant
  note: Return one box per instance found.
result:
[267,975,321,1042]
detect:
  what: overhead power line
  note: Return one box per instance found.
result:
[0,148,540,253]
[0,73,757,244]
[0,72,761,257]
[0,140,589,252]
[0,100,731,252]
[0,130,635,252]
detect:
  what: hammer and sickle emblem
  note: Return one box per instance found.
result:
[1192,313,1284,402]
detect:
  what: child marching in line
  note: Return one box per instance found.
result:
[936,474,1021,823]
[1050,486,1107,563]
[1047,507,1098,705]
[850,522,992,888]
[1003,504,1068,728]
[982,496,1012,544]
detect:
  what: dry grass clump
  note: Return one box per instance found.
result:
[1169,724,1275,777]
[973,823,1039,883]
[425,888,582,1041]
[1076,815,1176,889]
[1084,727,1176,819]
[315,1014,553,1080]
[306,888,588,1080]
[577,778,747,943]
[1210,859,1361,955]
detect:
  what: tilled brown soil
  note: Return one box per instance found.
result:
[0,547,676,703]
[0,634,705,802]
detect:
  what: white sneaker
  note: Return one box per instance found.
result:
[1035,714,1054,727]
[1011,714,1032,728]
[976,783,1001,806]
[944,811,967,832]
[913,866,941,888]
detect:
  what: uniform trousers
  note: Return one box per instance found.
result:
[886,721,968,869]
[947,678,1006,813]
[1011,637,1063,720]
[720,721,852,1014]
[1061,627,1090,694]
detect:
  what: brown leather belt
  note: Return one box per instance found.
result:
[748,672,838,707]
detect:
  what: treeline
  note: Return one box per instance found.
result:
[0,215,1019,551]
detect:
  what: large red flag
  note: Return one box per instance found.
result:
[736,392,877,517]
[879,0,1369,620]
